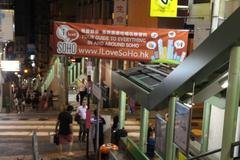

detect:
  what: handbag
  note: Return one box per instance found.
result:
[54,133,59,145]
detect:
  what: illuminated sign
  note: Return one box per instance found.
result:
[0,60,20,71]
[0,10,14,42]
[150,0,178,17]
[53,22,188,64]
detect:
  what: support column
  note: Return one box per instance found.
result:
[64,57,68,106]
[201,102,211,153]
[69,68,73,85]
[118,90,126,129]
[73,65,76,82]
[221,46,240,160]
[139,107,149,153]
[166,96,177,160]
[81,58,85,75]
[78,63,81,78]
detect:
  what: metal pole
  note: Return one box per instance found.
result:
[220,46,240,160]
[64,57,68,105]
[96,59,102,160]
[201,101,211,153]
[166,96,177,160]
[139,107,149,152]
[96,101,100,159]
[119,90,126,129]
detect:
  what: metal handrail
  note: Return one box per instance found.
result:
[188,140,240,160]
[32,131,40,160]
[187,148,221,160]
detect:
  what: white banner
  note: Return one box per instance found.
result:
[0,10,14,42]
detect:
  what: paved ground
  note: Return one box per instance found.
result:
[0,91,150,160]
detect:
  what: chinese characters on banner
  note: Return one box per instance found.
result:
[53,22,188,64]
[150,0,178,17]
[113,0,127,25]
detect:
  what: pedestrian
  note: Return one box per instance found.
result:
[91,109,106,152]
[76,99,88,142]
[79,79,86,105]
[25,92,32,109]
[32,90,40,111]
[111,115,119,144]
[146,130,155,159]
[41,90,48,110]
[86,75,93,108]
[55,105,74,156]
[148,123,155,140]
[128,97,135,114]
[48,90,54,110]
[16,87,24,113]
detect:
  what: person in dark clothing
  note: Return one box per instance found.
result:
[146,130,155,159]
[32,90,40,111]
[91,109,106,152]
[48,90,54,109]
[148,123,155,140]
[16,87,24,113]
[55,105,74,156]
[111,115,119,144]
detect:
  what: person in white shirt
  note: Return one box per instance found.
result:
[77,100,88,142]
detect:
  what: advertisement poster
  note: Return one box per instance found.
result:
[150,0,178,17]
[174,102,192,156]
[53,22,188,64]
[155,115,167,159]
[113,0,127,25]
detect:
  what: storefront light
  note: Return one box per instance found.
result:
[31,62,36,67]
[30,54,35,60]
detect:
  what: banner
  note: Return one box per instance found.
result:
[113,0,127,25]
[150,0,178,17]
[53,22,188,64]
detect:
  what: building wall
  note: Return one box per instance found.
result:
[128,0,158,28]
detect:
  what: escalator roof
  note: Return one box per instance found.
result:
[112,7,240,110]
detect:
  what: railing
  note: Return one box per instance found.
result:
[188,140,240,160]
[188,148,221,160]
[32,131,40,160]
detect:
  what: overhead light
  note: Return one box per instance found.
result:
[220,80,228,89]
[31,62,35,67]
[184,103,193,108]
[1,61,20,71]
[218,73,229,89]
[30,55,35,60]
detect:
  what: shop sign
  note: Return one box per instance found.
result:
[113,0,127,25]
[53,22,188,64]
[0,10,14,42]
[0,60,20,71]
[150,0,178,17]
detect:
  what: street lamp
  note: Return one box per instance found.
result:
[24,69,28,74]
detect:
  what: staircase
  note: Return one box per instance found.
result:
[0,112,86,160]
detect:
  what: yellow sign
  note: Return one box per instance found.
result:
[150,0,178,17]
[179,151,187,160]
